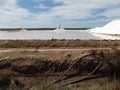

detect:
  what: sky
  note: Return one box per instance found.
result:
[0,0,120,28]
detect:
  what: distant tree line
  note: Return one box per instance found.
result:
[0,28,91,31]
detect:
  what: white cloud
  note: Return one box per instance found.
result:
[51,0,120,19]
[31,0,120,23]
[34,4,49,9]
[102,7,120,18]
[0,0,120,28]
[0,0,30,23]
[0,0,54,28]
[33,0,46,2]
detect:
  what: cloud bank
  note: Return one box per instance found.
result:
[0,0,120,28]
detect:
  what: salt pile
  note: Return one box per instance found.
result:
[90,20,120,35]
[54,25,65,33]
[54,28,65,33]
[20,28,27,32]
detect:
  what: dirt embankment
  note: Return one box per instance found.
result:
[0,49,120,77]
[0,48,120,89]
[0,40,120,48]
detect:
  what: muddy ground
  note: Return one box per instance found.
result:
[0,40,120,90]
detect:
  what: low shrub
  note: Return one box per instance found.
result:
[0,75,11,87]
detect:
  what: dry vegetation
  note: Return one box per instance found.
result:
[0,40,120,90]
[0,48,120,90]
[0,40,120,48]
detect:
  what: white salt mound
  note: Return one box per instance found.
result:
[20,28,27,32]
[90,20,120,34]
[54,26,65,33]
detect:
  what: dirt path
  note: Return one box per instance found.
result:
[0,48,115,53]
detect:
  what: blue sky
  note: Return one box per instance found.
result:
[0,0,120,28]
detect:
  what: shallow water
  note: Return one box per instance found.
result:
[0,30,115,40]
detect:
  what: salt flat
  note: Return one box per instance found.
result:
[0,30,100,40]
